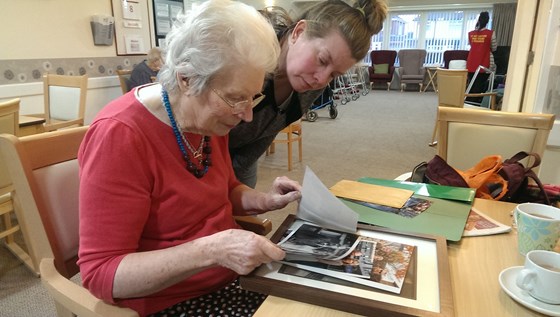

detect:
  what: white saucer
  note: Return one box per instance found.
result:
[499,266,560,316]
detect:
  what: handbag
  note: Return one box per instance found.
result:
[498,151,551,205]
[411,152,551,204]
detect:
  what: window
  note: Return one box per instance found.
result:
[366,7,492,66]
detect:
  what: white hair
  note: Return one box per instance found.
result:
[158,0,280,95]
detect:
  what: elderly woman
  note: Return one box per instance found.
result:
[77,1,300,316]
[128,47,163,89]
[229,0,388,188]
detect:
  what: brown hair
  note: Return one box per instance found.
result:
[288,0,388,61]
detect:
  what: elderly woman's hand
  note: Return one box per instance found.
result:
[209,229,285,275]
[265,176,302,210]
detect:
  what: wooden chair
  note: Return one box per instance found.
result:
[436,107,555,174]
[429,68,498,146]
[0,126,271,317]
[116,69,132,94]
[266,120,303,171]
[1,98,41,275]
[0,98,20,136]
[437,69,498,109]
[42,73,88,132]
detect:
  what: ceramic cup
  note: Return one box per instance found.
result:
[513,203,560,256]
[515,250,560,304]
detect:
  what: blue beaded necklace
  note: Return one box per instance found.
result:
[161,88,211,178]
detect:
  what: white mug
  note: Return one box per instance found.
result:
[515,250,560,304]
[513,203,560,256]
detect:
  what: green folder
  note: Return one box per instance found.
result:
[357,178,475,202]
[343,178,475,242]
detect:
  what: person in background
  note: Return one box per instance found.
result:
[78,1,300,316]
[466,11,497,104]
[128,47,163,89]
[229,0,388,188]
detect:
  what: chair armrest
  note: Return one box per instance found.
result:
[40,258,138,317]
[465,92,498,110]
[234,216,272,236]
[44,118,84,132]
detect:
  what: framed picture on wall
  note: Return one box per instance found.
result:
[112,0,152,55]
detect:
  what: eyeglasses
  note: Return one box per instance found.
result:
[211,88,265,114]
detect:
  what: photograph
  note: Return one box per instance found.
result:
[278,220,416,293]
[278,223,360,260]
[348,196,433,218]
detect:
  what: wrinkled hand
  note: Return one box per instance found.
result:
[209,229,285,275]
[265,176,302,210]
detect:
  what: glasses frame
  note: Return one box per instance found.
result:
[211,88,265,114]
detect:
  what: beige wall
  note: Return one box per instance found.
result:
[1,0,518,60]
[1,0,115,59]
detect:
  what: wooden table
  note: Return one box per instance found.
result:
[19,115,45,136]
[423,67,438,92]
[254,199,545,317]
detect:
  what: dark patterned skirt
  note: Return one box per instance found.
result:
[148,279,266,317]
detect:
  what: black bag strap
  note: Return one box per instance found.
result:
[504,151,541,172]
[525,169,552,205]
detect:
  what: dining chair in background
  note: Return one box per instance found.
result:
[437,69,498,109]
[429,68,498,146]
[42,73,88,132]
[436,107,555,174]
[116,69,132,94]
[368,50,397,91]
[0,126,273,317]
[0,98,41,275]
[396,49,427,92]
[0,98,20,136]
[266,120,303,171]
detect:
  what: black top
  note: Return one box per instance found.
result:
[229,78,323,169]
[129,61,158,90]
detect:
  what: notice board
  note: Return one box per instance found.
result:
[112,0,155,55]
[152,0,184,47]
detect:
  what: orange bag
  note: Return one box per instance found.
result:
[454,155,508,200]
[414,153,551,203]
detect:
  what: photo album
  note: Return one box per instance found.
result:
[240,167,454,316]
[278,219,415,294]
[276,167,416,294]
